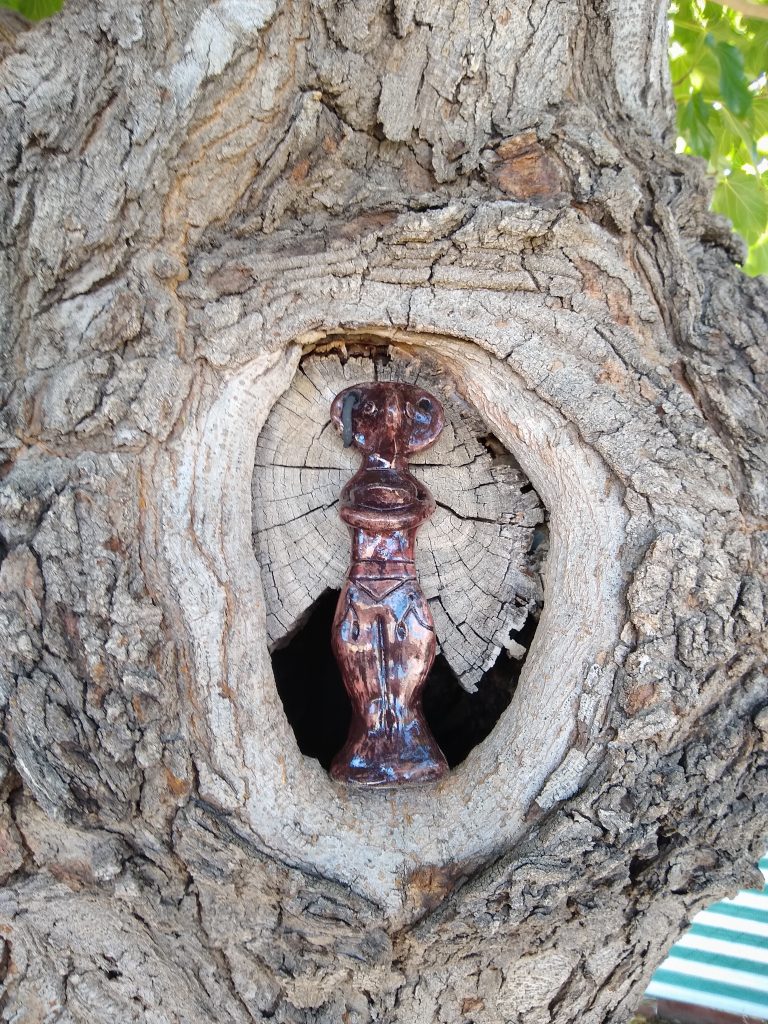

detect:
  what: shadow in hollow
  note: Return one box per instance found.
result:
[271,588,537,771]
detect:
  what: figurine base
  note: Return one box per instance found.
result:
[329,731,448,787]
[329,754,448,788]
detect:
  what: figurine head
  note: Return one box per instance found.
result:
[331,382,444,463]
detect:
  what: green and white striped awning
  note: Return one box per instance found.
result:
[645,855,768,1021]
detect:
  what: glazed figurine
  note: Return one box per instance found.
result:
[329,381,449,786]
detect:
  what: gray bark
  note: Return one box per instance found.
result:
[0,1,766,1022]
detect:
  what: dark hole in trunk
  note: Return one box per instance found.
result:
[271,589,351,771]
[271,589,538,771]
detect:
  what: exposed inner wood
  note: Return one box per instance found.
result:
[252,348,545,691]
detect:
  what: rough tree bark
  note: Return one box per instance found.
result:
[0,2,766,1022]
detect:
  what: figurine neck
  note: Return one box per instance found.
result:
[360,450,407,471]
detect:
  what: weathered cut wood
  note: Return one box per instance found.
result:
[253,350,544,689]
[0,0,766,1022]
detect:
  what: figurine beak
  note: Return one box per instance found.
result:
[341,391,360,448]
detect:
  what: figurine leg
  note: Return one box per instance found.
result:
[330,582,448,786]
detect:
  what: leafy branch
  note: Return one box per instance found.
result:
[670,0,768,275]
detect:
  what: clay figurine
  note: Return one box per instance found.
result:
[329,381,449,786]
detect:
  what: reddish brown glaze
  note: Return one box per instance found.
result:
[329,381,449,786]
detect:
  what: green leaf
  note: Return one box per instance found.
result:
[706,36,753,117]
[743,232,768,277]
[671,23,704,51]
[680,48,725,101]
[671,0,768,272]
[700,0,728,26]
[709,112,741,165]
[711,170,768,245]
[742,22,768,78]
[753,97,768,138]
[679,92,716,157]
[2,0,63,18]
[711,105,759,166]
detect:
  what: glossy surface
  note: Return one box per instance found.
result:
[329,382,449,786]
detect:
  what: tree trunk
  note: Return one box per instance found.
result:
[0,2,766,1022]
